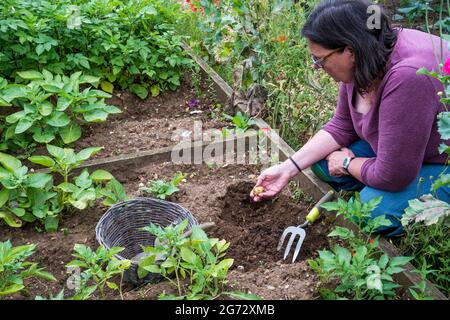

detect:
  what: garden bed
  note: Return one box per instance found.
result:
[72,75,226,159]
[0,160,334,300]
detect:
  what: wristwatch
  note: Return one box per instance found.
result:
[342,156,355,171]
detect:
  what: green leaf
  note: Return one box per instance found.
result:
[328,226,354,239]
[44,216,59,232]
[180,247,197,265]
[0,188,9,207]
[17,70,43,80]
[26,173,52,188]
[437,112,450,140]
[143,265,161,274]
[80,75,100,85]
[56,97,72,111]
[0,152,22,171]
[76,147,103,161]
[32,128,55,143]
[91,170,114,181]
[130,84,148,99]
[150,84,160,97]
[29,156,55,170]
[83,110,108,122]
[100,81,114,94]
[46,112,71,127]
[389,256,413,267]
[46,145,65,160]
[0,284,24,296]
[59,123,81,144]
[15,117,34,134]
[57,182,78,193]
[0,211,22,227]
[10,207,25,217]
[38,101,53,116]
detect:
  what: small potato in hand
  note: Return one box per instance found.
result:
[252,186,265,196]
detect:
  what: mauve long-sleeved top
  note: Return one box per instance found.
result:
[322,28,450,192]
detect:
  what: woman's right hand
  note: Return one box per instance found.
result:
[250,161,299,202]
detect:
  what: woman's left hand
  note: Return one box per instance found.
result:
[326,147,355,177]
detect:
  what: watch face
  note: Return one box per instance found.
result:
[343,157,350,169]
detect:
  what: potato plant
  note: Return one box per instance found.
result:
[0,145,126,231]
[0,0,192,99]
[66,244,131,300]
[0,70,120,153]
[0,240,56,299]
[137,219,261,300]
[308,194,413,300]
[140,171,185,200]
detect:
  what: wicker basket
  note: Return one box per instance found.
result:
[95,197,198,285]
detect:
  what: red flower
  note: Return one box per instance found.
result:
[274,35,287,43]
[369,239,374,244]
[351,251,356,257]
[200,7,204,13]
[443,58,450,75]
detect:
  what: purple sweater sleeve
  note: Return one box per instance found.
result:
[322,83,359,147]
[360,67,438,192]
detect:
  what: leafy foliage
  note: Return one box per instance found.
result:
[140,171,185,200]
[137,219,260,300]
[308,194,412,300]
[224,111,256,133]
[0,71,120,153]
[0,146,126,231]
[66,244,131,299]
[0,0,192,99]
[0,240,56,298]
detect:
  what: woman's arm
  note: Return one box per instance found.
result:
[290,129,342,171]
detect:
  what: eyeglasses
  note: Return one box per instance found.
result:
[311,47,344,69]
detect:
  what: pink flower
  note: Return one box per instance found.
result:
[443,58,450,75]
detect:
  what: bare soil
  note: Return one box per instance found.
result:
[0,161,335,300]
[73,74,227,159]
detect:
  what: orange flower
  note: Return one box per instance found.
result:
[274,35,287,43]
[351,251,356,257]
[369,239,374,244]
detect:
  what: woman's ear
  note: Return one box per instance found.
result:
[345,47,355,63]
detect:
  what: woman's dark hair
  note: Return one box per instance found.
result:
[301,0,398,94]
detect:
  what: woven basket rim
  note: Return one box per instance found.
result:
[95,196,198,264]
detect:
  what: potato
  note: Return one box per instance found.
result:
[253,186,265,196]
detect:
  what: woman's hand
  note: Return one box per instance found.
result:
[326,147,355,177]
[250,161,299,202]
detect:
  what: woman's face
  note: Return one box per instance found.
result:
[307,40,355,83]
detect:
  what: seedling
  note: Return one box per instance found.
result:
[140,172,185,200]
[137,219,261,300]
[66,244,131,300]
[223,112,256,133]
[0,240,56,299]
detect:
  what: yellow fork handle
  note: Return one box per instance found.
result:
[305,190,335,224]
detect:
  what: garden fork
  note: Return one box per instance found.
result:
[277,190,335,263]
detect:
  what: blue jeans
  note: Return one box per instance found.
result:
[311,140,450,237]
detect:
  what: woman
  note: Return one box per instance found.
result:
[250,0,450,237]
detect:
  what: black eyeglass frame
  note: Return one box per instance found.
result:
[311,47,345,69]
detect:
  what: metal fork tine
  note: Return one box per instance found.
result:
[283,231,299,260]
[292,228,306,263]
[277,227,292,251]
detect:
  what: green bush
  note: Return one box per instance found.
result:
[0,0,192,99]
